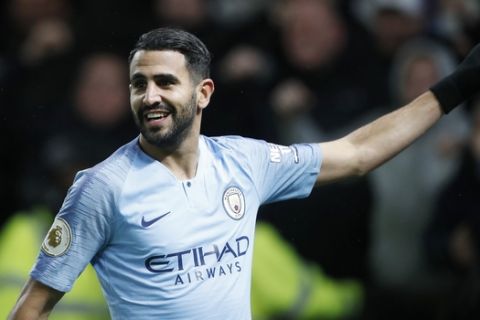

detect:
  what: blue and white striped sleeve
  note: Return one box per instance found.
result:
[30,169,114,292]
[234,137,322,205]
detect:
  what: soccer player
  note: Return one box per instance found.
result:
[9,28,480,319]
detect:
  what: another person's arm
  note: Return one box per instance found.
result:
[8,278,64,320]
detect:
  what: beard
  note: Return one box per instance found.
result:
[134,92,197,149]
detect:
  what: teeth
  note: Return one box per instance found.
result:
[146,112,168,120]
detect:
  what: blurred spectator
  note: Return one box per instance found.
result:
[69,53,131,132]
[0,0,77,223]
[366,38,468,319]
[424,100,480,320]
[2,0,77,153]
[430,0,480,56]
[352,0,426,111]
[154,0,209,30]
[151,0,230,66]
[209,0,272,29]
[354,0,425,57]
[261,0,376,283]
[197,0,276,139]
[273,0,347,73]
[269,0,385,137]
[5,0,73,61]
[204,48,275,139]
[20,52,136,212]
[4,0,76,108]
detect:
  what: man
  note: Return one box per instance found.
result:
[9,27,480,319]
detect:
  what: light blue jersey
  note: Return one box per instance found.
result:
[31,135,321,319]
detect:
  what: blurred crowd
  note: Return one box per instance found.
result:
[1,0,480,319]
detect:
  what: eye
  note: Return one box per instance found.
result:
[154,75,179,88]
[131,79,147,90]
[156,78,175,87]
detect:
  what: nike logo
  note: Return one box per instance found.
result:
[141,211,172,228]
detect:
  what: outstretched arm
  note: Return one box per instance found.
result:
[317,91,442,184]
[316,42,480,185]
[8,278,64,320]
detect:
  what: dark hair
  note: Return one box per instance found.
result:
[128,27,211,81]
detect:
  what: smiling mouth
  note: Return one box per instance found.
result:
[145,111,170,121]
[144,110,171,122]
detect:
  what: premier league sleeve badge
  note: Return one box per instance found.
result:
[41,218,72,257]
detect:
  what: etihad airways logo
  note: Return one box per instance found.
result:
[145,236,250,286]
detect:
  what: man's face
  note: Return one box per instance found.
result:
[129,50,198,149]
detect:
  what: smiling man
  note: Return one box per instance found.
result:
[9,28,480,319]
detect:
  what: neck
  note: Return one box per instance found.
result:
[139,130,201,181]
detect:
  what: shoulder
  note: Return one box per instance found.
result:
[202,135,271,168]
[70,139,140,200]
[203,135,268,156]
[201,136,278,179]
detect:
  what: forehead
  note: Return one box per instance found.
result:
[129,50,189,79]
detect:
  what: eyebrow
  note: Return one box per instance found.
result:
[130,73,181,84]
[154,74,180,84]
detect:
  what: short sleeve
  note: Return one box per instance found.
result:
[30,169,115,292]
[236,138,322,204]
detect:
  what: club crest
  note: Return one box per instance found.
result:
[223,187,245,220]
[41,218,72,257]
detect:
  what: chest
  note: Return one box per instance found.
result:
[112,163,259,255]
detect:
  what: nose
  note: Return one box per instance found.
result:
[143,82,162,106]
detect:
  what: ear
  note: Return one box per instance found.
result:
[196,79,215,110]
